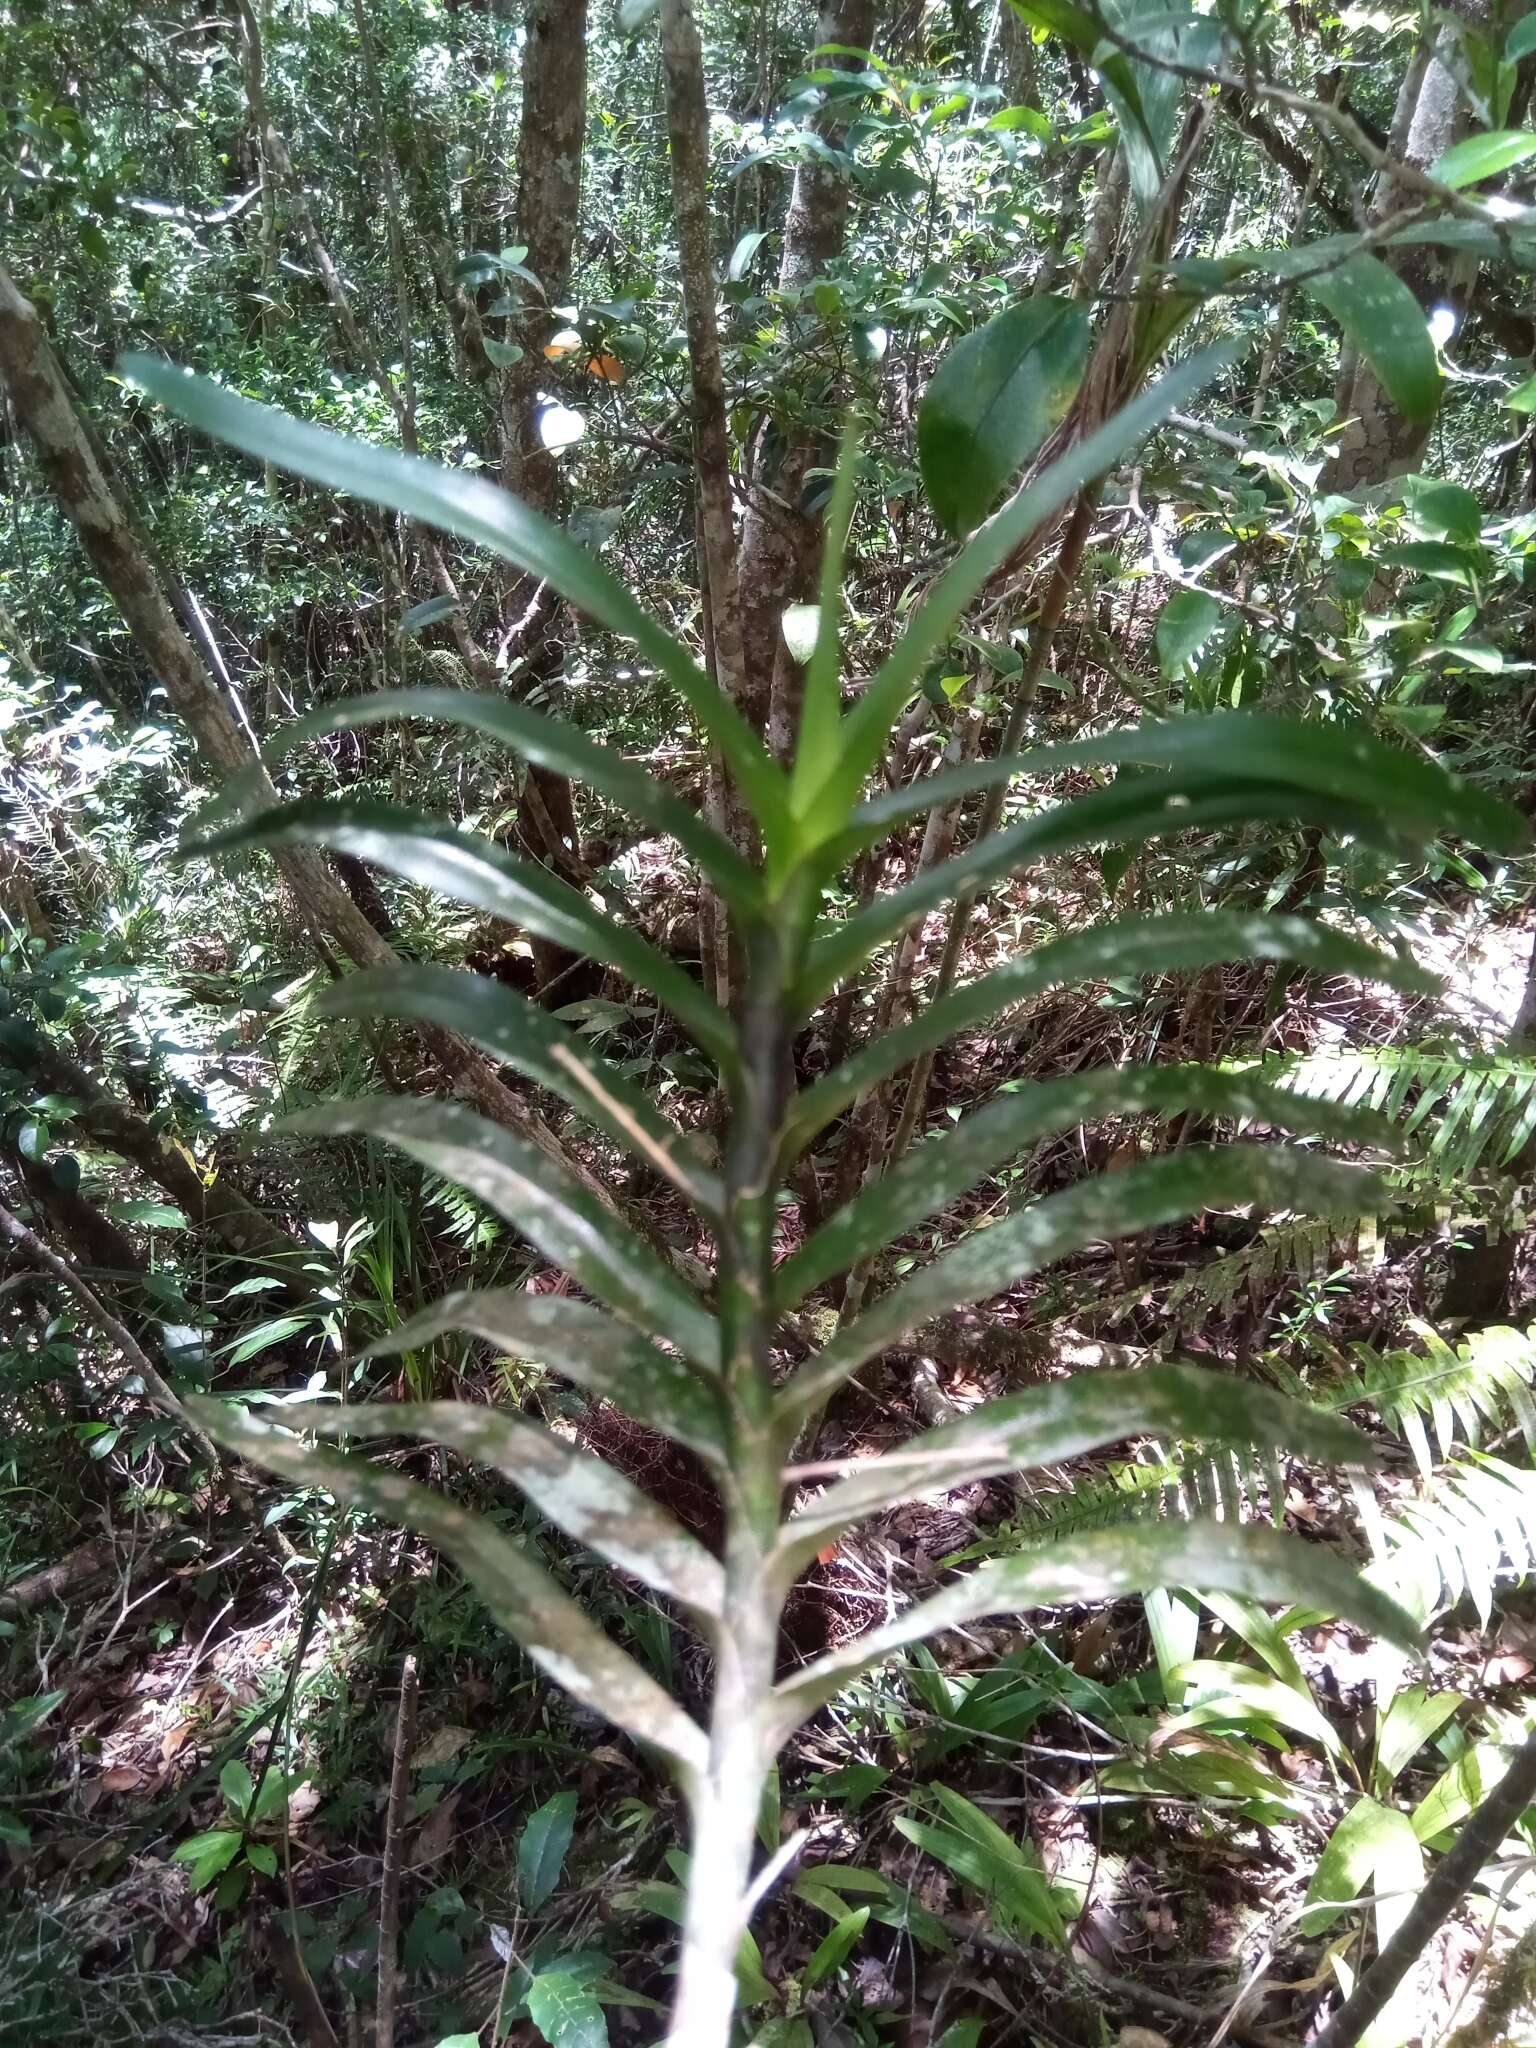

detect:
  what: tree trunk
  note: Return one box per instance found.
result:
[735,0,879,762]
[0,265,608,1192]
[497,0,591,986]
[1324,36,1464,489]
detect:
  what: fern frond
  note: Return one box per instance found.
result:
[1275,1322,1536,1477]
[1244,1046,1536,1201]
[1373,1451,1536,1627]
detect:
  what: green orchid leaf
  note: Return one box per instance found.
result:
[780,1147,1382,1424]
[775,1523,1421,1733]
[188,1398,707,1781]
[361,1289,726,1462]
[258,688,761,912]
[777,1064,1398,1309]
[795,339,1244,838]
[283,1400,724,1614]
[189,799,736,1068]
[277,1099,718,1368]
[780,1363,1379,1568]
[782,911,1434,1156]
[314,966,721,1216]
[799,777,1399,1011]
[841,714,1523,855]
[118,354,789,845]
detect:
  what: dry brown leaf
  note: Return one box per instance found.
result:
[160,1721,195,1763]
[1118,2030,1171,2048]
[410,1788,462,1867]
[286,1780,321,1828]
[100,1765,150,1793]
[411,1723,473,1770]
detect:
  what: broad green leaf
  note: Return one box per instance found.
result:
[257,688,760,912]
[1168,1659,1345,1759]
[519,1791,578,1910]
[173,1828,246,1889]
[188,1398,707,1779]
[1095,3,1223,217]
[776,1064,1398,1308]
[933,2027,985,2048]
[117,355,788,844]
[1503,371,1536,412]
[1155,588,1223,677]
[1374,1686,1463,1795]
[780,1364,1378,1566]
[1301,1794,1423,1936]
[313,966,721,1216]
[780,1148,1382,1423]
[1508,15,1536,60]
[782,911,1434,1155]
[277,1100,718,1368]
[525,1970,608,2048]
[1144,1588,1200,1689]
[399,595,461,636]
[1430,128,1536,189]
[793,340,1244,843]
[362,1289,726,1463]
[799,776,1401,1012]
[748,2025,813,2048]
[774,1522,1421,1733]
[1411,1736,1516,1843]
[917,298,1089,538]
[219,1759,255,1820]
[189,801,736,1068]
[1408,480,1483,545]
[1198,1593,1309,1693]
[727,228,771,281]
[803,1905,869,1986]
[1301,254,1440,426]
[841,713,1521,854]
[283,1401,723,1613]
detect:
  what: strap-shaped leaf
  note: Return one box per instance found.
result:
[841,713,1522,856]
[119,355,789,847]
[780,1364,1378,1570]
[258,688,761,913]
[284,1399,723,1615]
[279,1099,719,1368]
[771,1521,1420,1735]
[314,966,721,1217]
[798,779,1395,1011]
[778,1147,1381,1426]
[189,1396,707,1780]
[776,1066,1398,1310]
[783,912,1433,1160]
[363,1289,727,1462]
[794,339,1242,841]
[191,800,736,1068]
[1302,252,1440,428]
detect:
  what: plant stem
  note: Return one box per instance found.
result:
[1312,1728,1536,2048]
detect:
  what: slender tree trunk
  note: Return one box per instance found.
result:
[0,265,608,1191]
[735,0,879,761]
[660,0,753,728]
[1325,33,1465,488]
